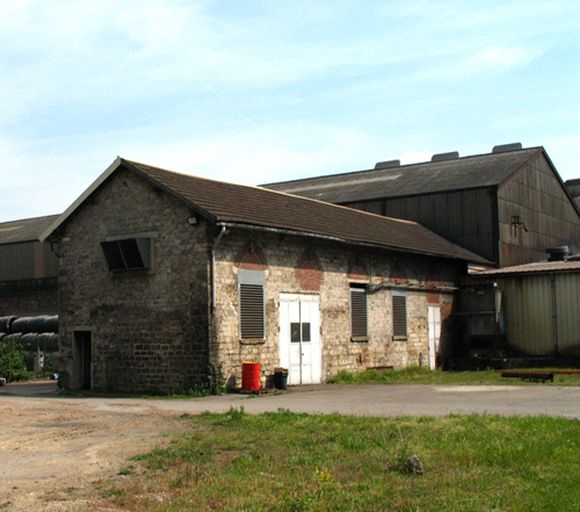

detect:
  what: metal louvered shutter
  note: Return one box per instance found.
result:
[240,283,265,338]
[350,288,368,337]
[392,295,407,337]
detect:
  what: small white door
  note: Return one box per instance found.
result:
[279,294,321,385]
[428,306,441,370]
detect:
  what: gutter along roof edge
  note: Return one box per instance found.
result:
[217,221,492,265]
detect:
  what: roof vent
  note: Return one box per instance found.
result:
[492,142,522,154]
[374,159,400,170]
[546,246,569,262]
[431,151,459,162]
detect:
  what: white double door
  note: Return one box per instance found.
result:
[279,294,321,385]
[428,305,441,370]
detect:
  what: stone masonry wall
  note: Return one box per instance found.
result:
[55,168,210,393]
[211,229,463,388]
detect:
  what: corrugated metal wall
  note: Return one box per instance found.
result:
[501,272,580,355]
[555,273,580,355]
[498,153,580,266]
[0,242,58,281]
[345,187,497,262]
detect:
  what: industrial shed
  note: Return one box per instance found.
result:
[265,145,580,267]
[566,178,580,208]
[480,258,580,357]
[0,215,59,315]
[42,157,486,393]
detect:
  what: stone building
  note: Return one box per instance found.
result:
[0,215,59,315]
[42,158,487,392]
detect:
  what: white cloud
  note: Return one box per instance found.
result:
[0,121,384,220]
[466,45,536,73]
[0,0,579,220]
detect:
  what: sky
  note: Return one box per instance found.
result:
[1,0,579,221]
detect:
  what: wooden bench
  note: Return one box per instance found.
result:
[501,371,554,383]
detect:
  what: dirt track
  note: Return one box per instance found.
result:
[0,382,186,511]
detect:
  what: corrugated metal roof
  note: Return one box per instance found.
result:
[480,260,580,277]
[566,179,580,205]
[126,159,488,264]
[263,148,541,203]
[0,215,60,245]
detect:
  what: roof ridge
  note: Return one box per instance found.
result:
[122,158,419,227]
[263,146,543,188]
[41,156,491,265]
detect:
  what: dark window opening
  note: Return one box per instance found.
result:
[301,322,311,342]
[240,283,265,339]
[350,287,368,338]
[393,295,408,337]
[291,321,310,343]
[101,238,151,271]
[291,322,301,342]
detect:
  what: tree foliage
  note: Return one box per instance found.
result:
[0,340,29,381]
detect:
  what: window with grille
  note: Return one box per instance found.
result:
[350,286,368,338]
[392,293,407,337]
[238,270,265,339]
[101,238,151,271]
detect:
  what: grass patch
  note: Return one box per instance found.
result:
[328,366,580,386]
[102,409,580,511]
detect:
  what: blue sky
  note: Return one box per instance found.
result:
[1,0,579,221]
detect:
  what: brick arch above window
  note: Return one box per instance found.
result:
[347,257,369,281]
[234,242,268,271]
[295,249,323,291]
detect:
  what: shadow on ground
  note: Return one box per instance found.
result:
[0,379,58,397]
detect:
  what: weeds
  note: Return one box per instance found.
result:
[103,412,580,511]
[329,366,580,386]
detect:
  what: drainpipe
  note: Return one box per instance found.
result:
[211,226,228,311]
[207,226,228,392]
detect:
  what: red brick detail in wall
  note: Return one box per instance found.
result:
[390,276,410,286]
[347,258,369,281]
[427,280,443,303]
[427,292,440,304]
[388,260,411,286]
[440,301,453,320]
[234,242,268,270]
[295,251,323,291]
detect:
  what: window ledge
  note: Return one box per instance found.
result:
[351,336,369,343]
[110,268,152,276]
[239,338,266,345]
[392,335,408,342]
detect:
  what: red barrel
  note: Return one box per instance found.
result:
[241,361,261,392]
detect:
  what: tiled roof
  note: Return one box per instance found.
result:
[479,260,580,276]
[0,215,60,245]
[124,159,489,264]
[263,148,542,203]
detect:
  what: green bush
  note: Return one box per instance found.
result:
[0,340,29,381]
[41,354,60,376]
